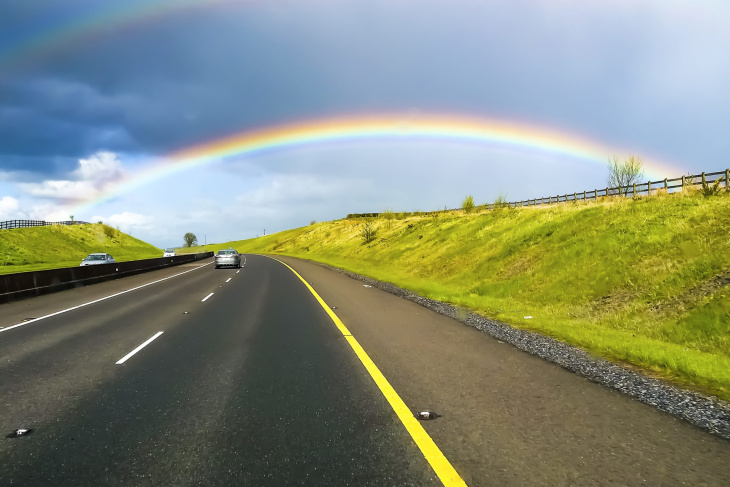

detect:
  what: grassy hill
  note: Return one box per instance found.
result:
[0,223,162,274]
[189,190,730,400]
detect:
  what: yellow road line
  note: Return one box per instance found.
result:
[268,256,467,487]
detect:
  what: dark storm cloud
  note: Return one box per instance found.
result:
[1,0,728,180]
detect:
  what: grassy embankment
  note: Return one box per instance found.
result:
[0,223,162,274]
[189,191,730,400]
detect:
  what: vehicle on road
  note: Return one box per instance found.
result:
[79,253,116,266]
[215,249,241,269]
[163,248,176,257]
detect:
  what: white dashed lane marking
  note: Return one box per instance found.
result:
[115,332,164,365]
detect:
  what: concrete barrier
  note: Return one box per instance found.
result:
[0,252,214,304]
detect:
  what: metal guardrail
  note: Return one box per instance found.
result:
[0,219,90,230]
[347,169,730,218]
[0,252,214,304]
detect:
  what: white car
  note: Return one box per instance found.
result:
[163,248,176,257]
[80,253,116,266]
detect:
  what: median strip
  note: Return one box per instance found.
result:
[115,332,164,365]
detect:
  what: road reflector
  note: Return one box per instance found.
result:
[416,411,441,420]
[6,428,33,438]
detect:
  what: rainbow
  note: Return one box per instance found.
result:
[1,0,237,69]
[1,0,714,70]
[72,114,683,214]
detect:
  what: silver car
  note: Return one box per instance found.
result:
[215,249,241,269]
[80,253,116,266]
[163,248,176,257]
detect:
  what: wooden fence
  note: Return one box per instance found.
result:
[0,220,90,230]
[346,169,729,219]
[495,169,729,210]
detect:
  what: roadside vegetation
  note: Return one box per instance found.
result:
[0,223,162,274]
[197,190,730,400]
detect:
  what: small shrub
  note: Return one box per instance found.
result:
[310,220,317,225]
[462,195,475,213]
[102,224,116,239]
[381,209,395,228]
[360,223,378,244]
[700,175,725,196]
[493,193,508,209]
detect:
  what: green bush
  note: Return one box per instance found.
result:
[493,193,508,209]
[102,224,116,239]
[700,176,725,196]
[462,195,475,213]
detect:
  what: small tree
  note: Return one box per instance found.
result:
[183,232,198,247]
[608,155,644,196]
[360,223,378,244]
[462,195,475,213]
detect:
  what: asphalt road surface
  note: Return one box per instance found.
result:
[0,254,728,486]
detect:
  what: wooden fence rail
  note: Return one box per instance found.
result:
[499,170,728,210]
[0,220,90,231]
[346,169,729,219]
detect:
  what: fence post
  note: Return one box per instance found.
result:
[605,187,608,198]
[647,181,651,195]
[726,169,729,192]
[633,183,636,197]
[702,172,706,185]
[664,178,668,191]
[681,175,685,191]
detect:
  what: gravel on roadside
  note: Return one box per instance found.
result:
[314,261,730,441]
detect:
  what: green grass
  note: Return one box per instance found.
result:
[189,191,730,400]
[0,223,162,274]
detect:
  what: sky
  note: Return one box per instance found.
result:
[0,0,728,248]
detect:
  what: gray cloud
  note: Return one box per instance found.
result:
[1,0,729,244]
[3,0,728,169]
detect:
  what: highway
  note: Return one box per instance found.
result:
[0,254,728,485]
